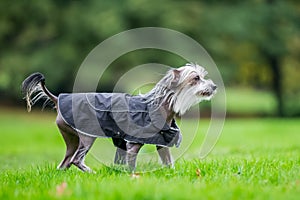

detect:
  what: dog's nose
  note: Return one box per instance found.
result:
[212,85,217,91]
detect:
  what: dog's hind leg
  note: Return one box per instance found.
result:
[70,134,96,172]
[56,115,79,170]
[126,142,143,171]
[156,146,174,168]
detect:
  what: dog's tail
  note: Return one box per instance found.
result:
[21,72,58,112]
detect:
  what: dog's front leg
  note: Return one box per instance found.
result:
[126,142,143,171]
[156,146,174,168]
[114,147,127,165]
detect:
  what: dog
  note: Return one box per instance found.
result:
[22,63,217,172]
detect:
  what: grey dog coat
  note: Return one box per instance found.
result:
[58,93,182,149]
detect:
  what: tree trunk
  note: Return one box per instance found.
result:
[266,54,284,117]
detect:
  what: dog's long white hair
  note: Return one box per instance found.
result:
[144,63,216,115]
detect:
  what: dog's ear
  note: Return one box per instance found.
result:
[161,68,181,89]
[172,69,180,83]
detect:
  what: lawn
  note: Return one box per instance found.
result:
[0,108,299,199]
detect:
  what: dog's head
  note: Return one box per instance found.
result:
[158,63,217,115]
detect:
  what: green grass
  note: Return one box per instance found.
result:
[0,108,300,199]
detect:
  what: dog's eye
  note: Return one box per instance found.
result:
[194,76,200,81]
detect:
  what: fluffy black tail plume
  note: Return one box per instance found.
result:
[21,72,57,112]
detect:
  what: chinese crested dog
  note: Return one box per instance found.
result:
[22,63,217,172]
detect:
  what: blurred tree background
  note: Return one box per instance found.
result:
[0,0,299,117]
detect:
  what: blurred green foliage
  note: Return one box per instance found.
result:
[0,0,299,116]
